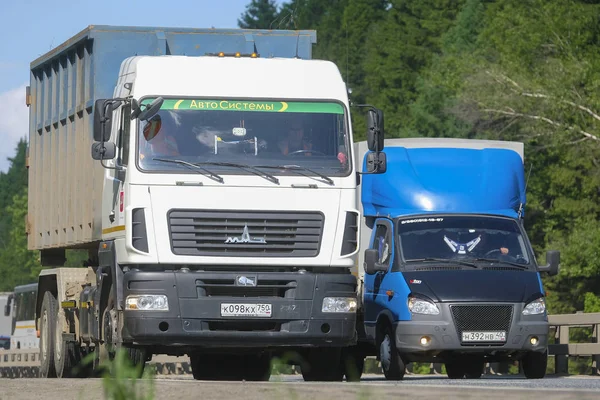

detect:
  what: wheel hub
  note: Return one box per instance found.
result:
[380,334,392,371]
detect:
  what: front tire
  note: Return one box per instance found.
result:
[301,348,344,381]
[378,324,405,380]
[522,350,548,379]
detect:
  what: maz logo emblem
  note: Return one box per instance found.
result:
[225,224,267,244]
[236,276,257,287]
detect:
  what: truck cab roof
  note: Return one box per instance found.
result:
[360,138,526,220]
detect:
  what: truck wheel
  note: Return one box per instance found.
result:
[341,347,365,382]
[521,350,547,379]
[190,354,214,380]
[243,353,272,381]
[100,287,147,377]
[464,357,484,379]
[379,325,405,380]
[39,291,58,378]
[301,348,344,381]
[445,360,465,379]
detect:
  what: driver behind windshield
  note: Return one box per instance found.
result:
[278,119,311,156]
[444,230,510,258]
[277,119,349,165]
[140,112,181,162]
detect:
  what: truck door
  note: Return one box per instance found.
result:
[101,105,131,237]
[364,219,394,324]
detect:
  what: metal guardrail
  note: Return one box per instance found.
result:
[548,312,600,375]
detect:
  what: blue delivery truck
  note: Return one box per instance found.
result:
[353,137,560,380]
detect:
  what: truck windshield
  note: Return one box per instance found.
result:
[136,98,351,177]
[397,215,532,267]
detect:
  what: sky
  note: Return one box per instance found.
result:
[0,0,284,172]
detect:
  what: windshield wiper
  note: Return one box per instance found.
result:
[255,164,334,186]
[406,258,479,268]
[153,158,224,183]
[471,258,528,269]
[195,162,279,185]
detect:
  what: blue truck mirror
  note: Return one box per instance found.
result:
[364,249,378,275]
[539,250,560,276]
[91,142,116,161]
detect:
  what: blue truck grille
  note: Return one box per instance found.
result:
[450,304,514,345]
[168,210,324,257]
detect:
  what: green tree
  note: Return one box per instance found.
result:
[0,188,42,291]
[238,0,280,29]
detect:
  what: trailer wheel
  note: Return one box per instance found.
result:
[39,291,58,378]
[522,350,547,379]
[378,324,405,380]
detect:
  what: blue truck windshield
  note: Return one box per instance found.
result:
[136,98,350,177]
[397,215,532,267]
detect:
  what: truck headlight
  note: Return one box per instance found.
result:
[322,297,357,313]
[125,295,169,311]
[522,297,546,315]
[408,295,439,315]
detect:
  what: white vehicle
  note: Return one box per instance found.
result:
[27,26,369,381]
[3,284,39,350]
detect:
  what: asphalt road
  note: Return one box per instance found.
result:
[1,374,598,400]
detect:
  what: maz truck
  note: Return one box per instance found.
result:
[353,137,560,380]
[25,25,374,381]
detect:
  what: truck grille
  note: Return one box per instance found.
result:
[450,305,513,345]
[197,278,296,298]
[168,210,324,257]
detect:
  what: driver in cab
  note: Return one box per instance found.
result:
[277,120,348,164]
[140,112,180,163]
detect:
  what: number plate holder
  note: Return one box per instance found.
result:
[220,303,272,318]
[461,331,506,342]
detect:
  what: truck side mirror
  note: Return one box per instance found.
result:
[538,250,560,276]
[366,108,385,152]
[91,142,116,160]
[366,151,387,174]
[93,99,113,142]
[364,249,389,275]
[364,249,379,275]
[137,97,164,121]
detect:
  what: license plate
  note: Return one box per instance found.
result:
[220,303,272,317]
[461,331,506,342]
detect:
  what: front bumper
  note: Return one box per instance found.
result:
[121,269,357,349]
[394,302,549,356]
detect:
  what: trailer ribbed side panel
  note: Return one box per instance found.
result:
[28,35,104,250]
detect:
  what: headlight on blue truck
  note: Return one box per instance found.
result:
[522,297,546,315]
[125,295,169,311]
[322,297,357,313]
[408,295,440,315]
